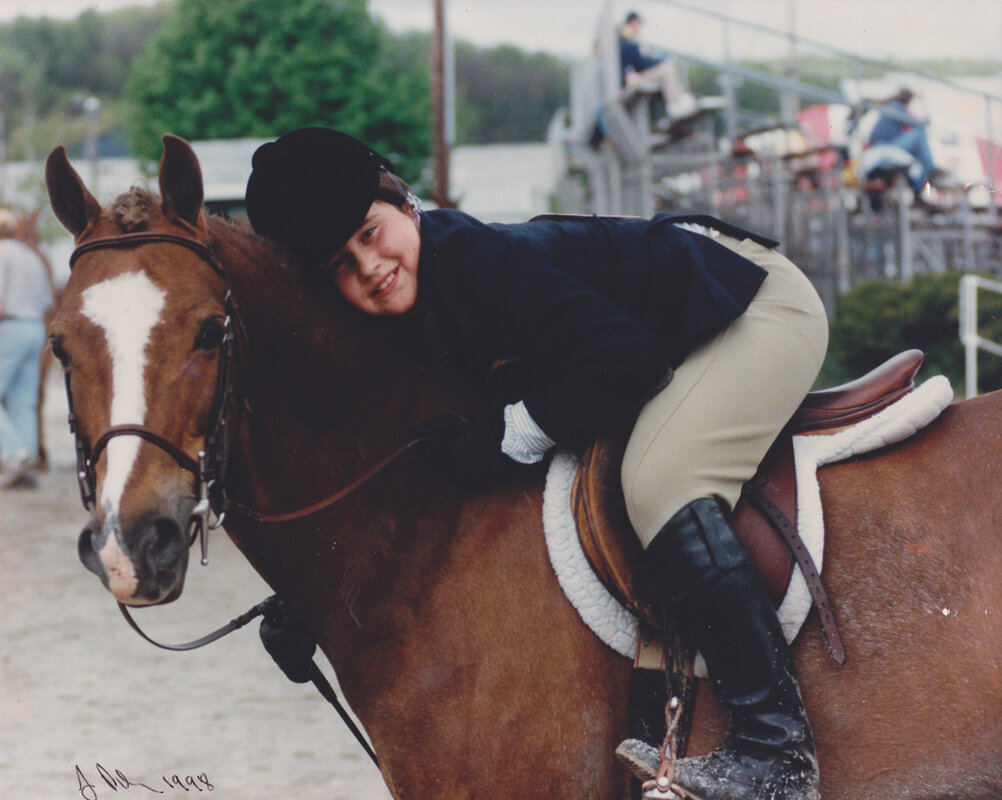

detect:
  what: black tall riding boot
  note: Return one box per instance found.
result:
[644,497,819,800]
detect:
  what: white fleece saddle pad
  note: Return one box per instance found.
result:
[542,375,954,666]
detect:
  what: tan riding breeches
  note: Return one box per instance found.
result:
[620,234,829,547]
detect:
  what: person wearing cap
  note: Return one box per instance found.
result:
[0,208,53,488]
[245,127,827,800]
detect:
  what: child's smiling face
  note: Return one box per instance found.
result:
[327,200,421,316]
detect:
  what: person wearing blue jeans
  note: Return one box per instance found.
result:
[0,209,53,486]
[867,88,937,194]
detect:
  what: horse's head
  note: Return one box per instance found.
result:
[46,136,231,606]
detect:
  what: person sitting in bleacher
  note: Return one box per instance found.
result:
[617,10,697,120]
[866,88,940,198]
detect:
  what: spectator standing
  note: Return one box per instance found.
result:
[0,209,53,488]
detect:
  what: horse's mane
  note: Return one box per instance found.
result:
[104,185,327,364]
[106,186,424,366]
[110,185,254,240]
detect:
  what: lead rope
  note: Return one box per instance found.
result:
[119,597,379,768]
[98,398,424,775]
[111,431,425,769]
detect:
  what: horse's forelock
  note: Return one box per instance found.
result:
[111,186,157,233]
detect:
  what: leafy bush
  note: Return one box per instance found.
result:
[823,272,1002,394]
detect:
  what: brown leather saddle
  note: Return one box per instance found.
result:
[571,349,926,665]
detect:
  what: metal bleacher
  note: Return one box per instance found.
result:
[548,0,1002,313]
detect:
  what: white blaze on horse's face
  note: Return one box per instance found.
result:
[81,271,167,515]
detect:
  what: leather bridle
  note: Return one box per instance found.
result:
[65,227,424,576]
[66,231,239,566]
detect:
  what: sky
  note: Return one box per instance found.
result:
[0,0,1000,63]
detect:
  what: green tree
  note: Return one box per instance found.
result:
[125,0,429,182]
[0,6,168,159]
[453,43,569,144]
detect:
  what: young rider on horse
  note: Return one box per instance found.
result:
[244,127,828,800]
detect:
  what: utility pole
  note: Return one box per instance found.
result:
[781,0,799,127]
[84,96,101,193]
[0,111,6,204]
[431,0,455,207]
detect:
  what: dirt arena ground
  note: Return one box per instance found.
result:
[0,365,393,799]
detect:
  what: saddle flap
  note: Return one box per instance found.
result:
[571,435,658,626]
[571,435,795,631]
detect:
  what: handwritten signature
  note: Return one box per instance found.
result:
[75,763,214,799]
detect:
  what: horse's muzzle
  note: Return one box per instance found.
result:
[78,513,189,605]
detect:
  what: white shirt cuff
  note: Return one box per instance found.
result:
[501,401,557,464]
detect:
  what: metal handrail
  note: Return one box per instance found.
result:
[643,0,1002,180]
[960,274,1002,398]
[653,0,1002,108]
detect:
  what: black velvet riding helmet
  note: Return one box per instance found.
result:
[245,127,393,269]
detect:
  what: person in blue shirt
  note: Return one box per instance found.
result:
[245,127,828,800]
[867,88,938,196]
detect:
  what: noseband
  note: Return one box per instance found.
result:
[66,231,239,566]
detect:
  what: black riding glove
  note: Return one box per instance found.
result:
[259,596,316,684]
[411,413,512,490]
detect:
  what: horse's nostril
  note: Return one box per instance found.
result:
[146,518,186,570]
[77,525,104,576]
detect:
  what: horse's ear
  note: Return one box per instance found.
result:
[159,134,205,228]
[45,146,103,238]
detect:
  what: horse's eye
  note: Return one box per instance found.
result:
[194,318,225,352]
[51,337,71,368]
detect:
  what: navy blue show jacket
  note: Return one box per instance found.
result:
[410,209,772,447]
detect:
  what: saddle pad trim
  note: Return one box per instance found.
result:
[544,451,639,658]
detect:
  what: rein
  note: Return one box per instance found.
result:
[111,434,421,651]
[225,437,425,523]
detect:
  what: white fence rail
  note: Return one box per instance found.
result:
[960,274,1002,398]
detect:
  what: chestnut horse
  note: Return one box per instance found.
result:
[46,136,1001,800]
